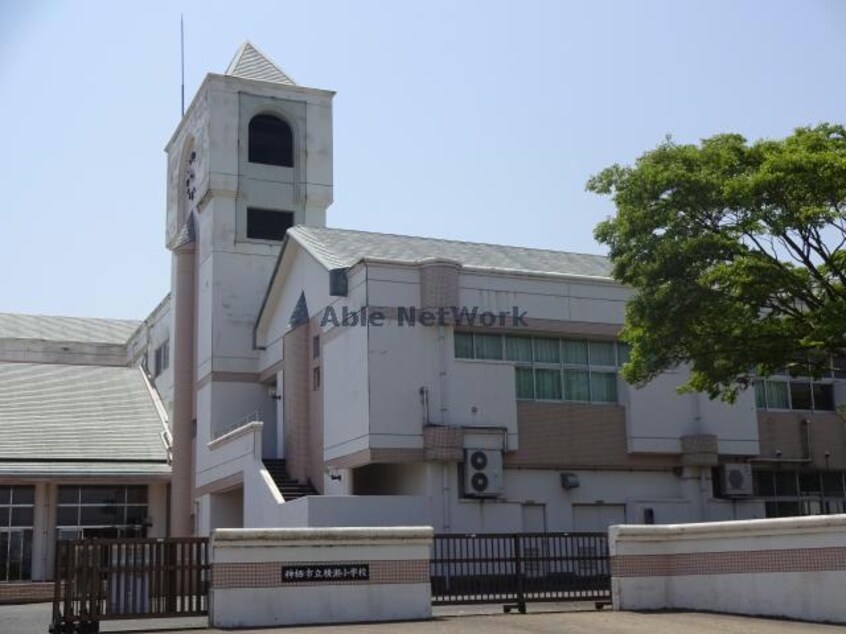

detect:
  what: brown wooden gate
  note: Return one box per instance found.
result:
[49,537,209,633]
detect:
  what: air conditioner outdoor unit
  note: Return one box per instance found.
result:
[464,449,503,498]
[721,463,754,497]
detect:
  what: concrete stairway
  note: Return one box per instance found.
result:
[263,459,318,501]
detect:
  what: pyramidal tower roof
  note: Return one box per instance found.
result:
[225,41,296,85]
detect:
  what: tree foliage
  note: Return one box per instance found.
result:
[588,124,846,401]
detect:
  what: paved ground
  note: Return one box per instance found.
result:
[2,601,842,634]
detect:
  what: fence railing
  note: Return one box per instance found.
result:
[431,532,611,612]
[50,537,209,633]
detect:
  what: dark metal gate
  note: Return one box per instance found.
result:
[50,537,209,633]
[431,532,610,612]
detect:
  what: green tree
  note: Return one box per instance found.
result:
[587,124,846,401]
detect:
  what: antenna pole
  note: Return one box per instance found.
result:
[180,14,185,117]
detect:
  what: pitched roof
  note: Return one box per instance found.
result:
[0,363,169,472]
[225,41,296,85]
[0,313,140,345]
[289,226,613,279]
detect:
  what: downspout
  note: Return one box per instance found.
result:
[692,395,708,522]
[437,324,451,532]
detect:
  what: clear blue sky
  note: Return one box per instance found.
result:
[1,0,844,320]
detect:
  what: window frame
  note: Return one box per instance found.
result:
[755,368,836,412]
[455,332,625,405]
[55,485,149,540]
[154,340,169,377]
[0,486,35,582]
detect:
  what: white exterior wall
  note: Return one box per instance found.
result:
[458,272,629,325]
[314,267,370,463]
[126,296,174,414]
[365,265,519,447]
[257,244,334,371]
[622,370,759,455]
[410,465,731,534]
[195,421,287,535]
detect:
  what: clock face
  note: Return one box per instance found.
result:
[184,150,198,210]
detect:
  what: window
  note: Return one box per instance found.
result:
[473,334,503,360]
[313,367,321,391]
[247,208,294,241]
[154,340,169,377]
[454,332,474,359]
[755,368,836,412]
[248,114,293,167]
[753,470,846,519]
[312,335,320,359]
[56,486,148,540]
[455,332,626,404]
[0,486,34,582]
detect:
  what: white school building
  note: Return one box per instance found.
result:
[2,42,846,591]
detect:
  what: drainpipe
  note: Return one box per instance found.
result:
[692,394,707,521]
[437,325,449,425]
[442,463,452,533]
[802,418,813,461]
[436,324,452,531]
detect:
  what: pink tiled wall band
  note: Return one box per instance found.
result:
[612,546,846,578]
[0,582,55,603]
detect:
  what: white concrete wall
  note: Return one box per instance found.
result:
[210,527,432,628]
[322,270,370,462]
[450,358,518,443]
[210,487,244,531]
[622,369,759,456]
[256,245,332,372]
[610,515,846,623]
[195,420,332,534]
[126,295,174,413]
[383,463,764,534]
[273,495,434,528]
[458,272,629,325]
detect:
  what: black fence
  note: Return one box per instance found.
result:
[50,537,209,633]
[431,532,611,612]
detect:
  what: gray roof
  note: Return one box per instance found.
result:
[225,41,296,85]
[0,363,169,471]
[0,462,170,478]
[290,226,613,279]
[0,313,140,344]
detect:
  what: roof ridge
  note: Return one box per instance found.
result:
[292,225,608,260]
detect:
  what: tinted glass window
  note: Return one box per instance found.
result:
[754,471,775,496]
[790,382,813,410]
[812,383,835,411]
[247,208,293,241]
[774,471,798,496]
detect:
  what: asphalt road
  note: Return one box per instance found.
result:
[2,602,840,634]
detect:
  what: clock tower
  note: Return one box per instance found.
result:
[164,42,334,535]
